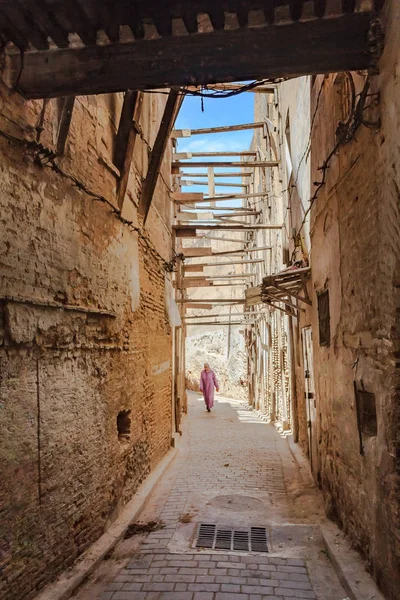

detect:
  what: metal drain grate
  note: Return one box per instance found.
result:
[196,524,268,552]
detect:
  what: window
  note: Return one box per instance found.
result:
[354,382,378,454]
[317,290,331,347]
[117,409,131,442]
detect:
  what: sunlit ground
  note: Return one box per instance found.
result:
[192,391,293,434]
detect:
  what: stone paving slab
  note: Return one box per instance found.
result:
[77,393,348,600]
[99,553,316,599]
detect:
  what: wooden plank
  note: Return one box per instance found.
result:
[56,96,75,155]
[184,274,253,280]
[208,166,215,207]
[173,122,265,137]
[176,228,199,238]
[184,265,204,273]
[182,180,247,188]
[173,224,282,231]
[186,321,248,326]
[19,0,70,48]
[182,247,212,257]
[173,160,278,168]
[117,92,144,209]
[191,151,257,157]
[177,298,246,304]
[185,303,213,309]
[139,90,181,222]
[114,90,140,170]
[3,12,375,98]
[188,259,262,267]
[175,192,267,204]
[172,192,204,202]
[211,245,272,256]
[179,172,252,178]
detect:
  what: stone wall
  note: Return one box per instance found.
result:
[277,2,400,596]
[0,88,175,599]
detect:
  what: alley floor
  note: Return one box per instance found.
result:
[73,393,350,600]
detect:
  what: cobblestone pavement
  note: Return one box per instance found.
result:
[74,393,348,600]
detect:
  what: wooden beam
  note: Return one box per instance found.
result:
[211,245,272,256]
[116,91,144,209]
[184,265,204,273]
[184,313,245,319]
[114,90,140,170]
[181,206,257,212]
[183,281,244,288]
[5,13,375,98]
[173,161,278,168]
[186,321,249,326]
[186,259,263,267]
[182,180,247,188]
[177,298,246,304]
[184,274,254,280]
[173,122,265,137]
[191,151,257,157]
[182,247,212,257]
[174,224,282,231]
[175,192,267,204]
[201,236,247,243]
[139,90,181,222]
[172,192,204,202]
[178,172,252,178]
[185,303,213,309]
[56,96,75,155]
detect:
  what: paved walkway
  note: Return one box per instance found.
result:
[74,393,349,600]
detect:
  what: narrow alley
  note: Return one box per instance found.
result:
[73,392,354,600]
[0,2,399,600]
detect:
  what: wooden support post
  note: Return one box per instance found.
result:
[56,96,75,155]
[116,91,144,210]
[208,166,215,207]
[139,90,181,222]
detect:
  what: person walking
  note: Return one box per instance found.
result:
[200,363,219,412]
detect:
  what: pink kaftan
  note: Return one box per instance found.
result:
[200,369,219,409]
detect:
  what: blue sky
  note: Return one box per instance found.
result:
[175,93,254,201]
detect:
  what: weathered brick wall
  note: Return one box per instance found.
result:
[0,87,174,599]
[305,3,400,597]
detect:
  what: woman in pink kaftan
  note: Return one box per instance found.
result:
[200,363,219,412]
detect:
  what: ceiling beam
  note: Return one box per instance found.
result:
[178,172,253,178]
[174,224,282,231]
[190,151,257,157]
[173,160,278,168]
[177,298,246,304]
[1,12,375,98]
[184,259,263,267]
[174,192,267,204]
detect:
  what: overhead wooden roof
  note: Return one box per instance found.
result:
[0,0,385,98]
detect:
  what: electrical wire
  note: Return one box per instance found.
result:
[0,123,182,273]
